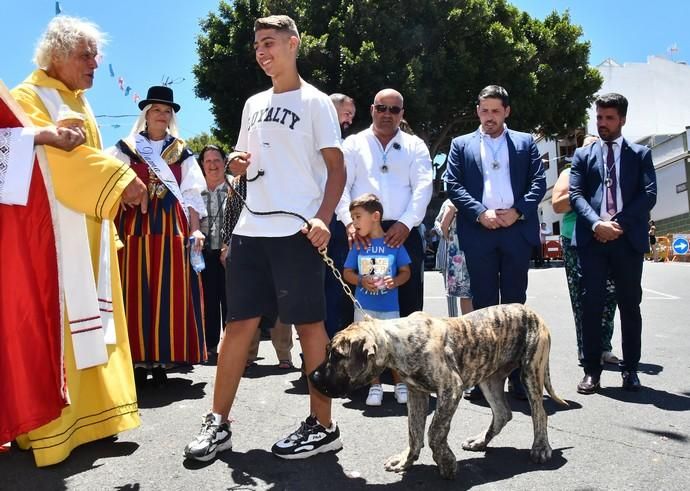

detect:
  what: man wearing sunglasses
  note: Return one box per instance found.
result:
[336,88,433,327]
[444,85,546,400]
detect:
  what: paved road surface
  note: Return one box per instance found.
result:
[2,262,689,490]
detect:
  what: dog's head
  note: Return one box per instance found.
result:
[309,321,384,398]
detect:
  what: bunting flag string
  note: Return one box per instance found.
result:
[94,114,140,130]
[108,65,182,107]
[108,64,143,106]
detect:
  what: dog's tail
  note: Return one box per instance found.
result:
[544,351,569,407]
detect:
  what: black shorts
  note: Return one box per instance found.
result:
[225,233,326,325]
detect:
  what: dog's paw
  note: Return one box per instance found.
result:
[433,450,458,480]
[530,443,552,463]
[438,461,458,480]
[384,450,413,473]
[461,434,488,452]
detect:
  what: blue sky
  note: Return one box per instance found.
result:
[2,0,690,147]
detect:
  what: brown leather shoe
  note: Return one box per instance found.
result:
[577,374,600,394]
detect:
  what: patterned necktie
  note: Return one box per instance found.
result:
[605,141,617,216]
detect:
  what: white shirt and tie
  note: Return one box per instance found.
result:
[598,135,624,220]
[590,135,624,232]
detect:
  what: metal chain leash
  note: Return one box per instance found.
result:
[318,247,370,320]
[225,172,371,321]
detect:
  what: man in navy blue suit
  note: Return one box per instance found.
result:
[570,93,657,394]
[445,85,545,399]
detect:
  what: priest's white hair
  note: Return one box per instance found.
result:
[128,104,181,140]
[33,16,106,69]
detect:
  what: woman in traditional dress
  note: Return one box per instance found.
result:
[109,86,207,386]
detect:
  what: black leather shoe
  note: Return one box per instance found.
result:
[622,371,641,391]
[152,366,168,387]
[577,374,600,394]
[134,366,148,387]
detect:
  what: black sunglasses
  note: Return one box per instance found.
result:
[373,104,403,114]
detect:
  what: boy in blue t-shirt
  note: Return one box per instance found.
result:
[343,193,411,406]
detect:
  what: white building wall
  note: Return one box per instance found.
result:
[652,134,686,165]
[654,161,689,220]
[587,57,690,142]
[535,138,561,231]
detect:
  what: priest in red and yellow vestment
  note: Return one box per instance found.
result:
[5,15,147,466]
[0,81,86,446]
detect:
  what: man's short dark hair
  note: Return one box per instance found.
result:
[330,93,354,106]
[349,193,384,216]
[595,93,628,118]
[199,144,226,164]
[477,85,510,108]
[254,15,299,39]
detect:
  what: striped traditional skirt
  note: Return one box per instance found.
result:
[116,192,206,364]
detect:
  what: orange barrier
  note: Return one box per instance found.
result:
[655,236,671,262]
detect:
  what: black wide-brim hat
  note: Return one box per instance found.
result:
[138,85,181,112]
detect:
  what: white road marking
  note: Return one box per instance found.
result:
[643,288,680,300]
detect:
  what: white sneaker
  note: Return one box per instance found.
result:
[184,412,232,462]
[394,383,408,404]
[366,384,383,406]
[271,416,343,459]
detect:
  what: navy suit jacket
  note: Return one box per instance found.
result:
[444,129,546,249]
[569,139,657,253]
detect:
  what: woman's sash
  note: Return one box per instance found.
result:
[129,133,189,223]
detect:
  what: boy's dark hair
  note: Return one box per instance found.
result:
[477,85,510,108]
[595,93,628,117]
[254,15,299,39]
[199,144,226,164]
[349,193,384,217]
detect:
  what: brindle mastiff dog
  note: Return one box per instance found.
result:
[310,304,567,480]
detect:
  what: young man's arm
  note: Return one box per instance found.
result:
[303,146,346,249]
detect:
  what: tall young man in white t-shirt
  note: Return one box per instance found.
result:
[184,15,346,462]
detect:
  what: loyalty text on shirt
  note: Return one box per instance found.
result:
[248,106,301,131]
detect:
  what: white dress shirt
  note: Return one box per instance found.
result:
[479,125,514,210]
[336,126,432,229]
